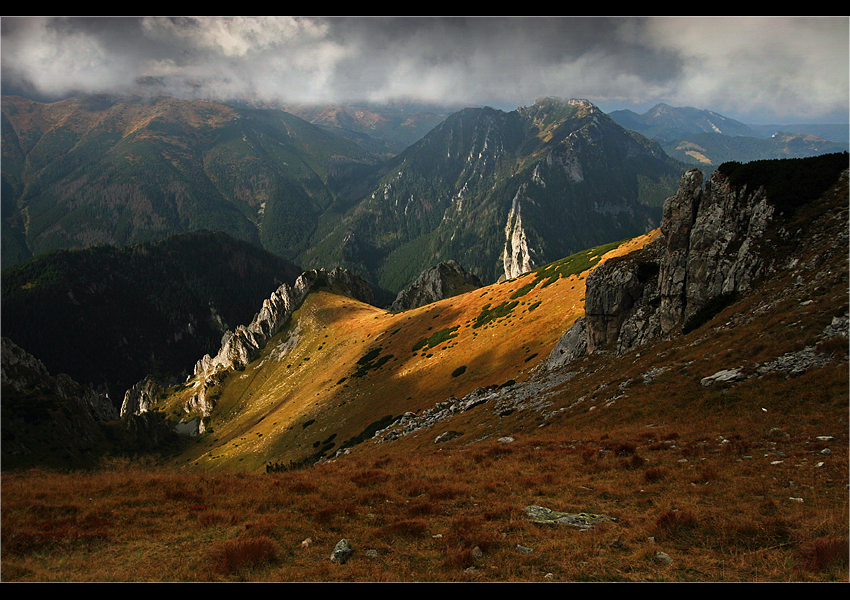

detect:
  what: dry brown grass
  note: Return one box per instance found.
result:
[2,204,847,582]
[3,380,846,582]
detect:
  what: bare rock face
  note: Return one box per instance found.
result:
[118,267,374,420]
[2,337,118,422]
[177,268,372,417]
[120,375,162,417]
[390,260,483,311]
[658,168,704,334]
[544,164,847,366]
[193,267,373,382]
[660,167,775,333]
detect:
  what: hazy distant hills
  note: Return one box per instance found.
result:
[610,103,760,141]
[609,103,849,170]
[279,101,456,158]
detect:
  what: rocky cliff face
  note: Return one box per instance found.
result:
[544,162,849,367]
[2,337,118,422]
[658,167,776,334]
[2,337,121,468]
[122,267,374,421]
[390,260,483,311]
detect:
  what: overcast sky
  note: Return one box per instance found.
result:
[2,16,848,124]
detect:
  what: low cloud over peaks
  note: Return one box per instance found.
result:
[2,16,847,123]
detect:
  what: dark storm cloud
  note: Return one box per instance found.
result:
[2,16,847,122]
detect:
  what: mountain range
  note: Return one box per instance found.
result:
[1,94,686,299]
[609,103,849,170]
[1,230,302,405]
[6,94,845,303]
[1,94,847,579]
[2,151,846,476]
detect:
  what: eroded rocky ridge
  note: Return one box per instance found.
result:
[390,260,483,311]
[122,267,374,420]
[375,162,848,444]
[548,164,849,363]
[2,337,122,468]
[2,337,118,423]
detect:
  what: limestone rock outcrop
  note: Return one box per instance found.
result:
[659,167,775,334]
[193,267,373,383]
[179,267,371,419]
[390,260,483,311]
[120,375,162,417]
[543,164,849,366]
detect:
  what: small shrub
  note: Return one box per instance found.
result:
[801,536,850,573]
[643,467,668,483]
[451,365,467,377]
[374,518,429,539]
[443,545,475,570]
[198,510,238,528]
[405,501,438,517]
[350,468,390,487]
[654,509,699,538]
[209,536,278,575]
[613,441,637,456]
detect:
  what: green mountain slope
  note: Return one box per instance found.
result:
[302,97,687,294]
[0,94,380,269]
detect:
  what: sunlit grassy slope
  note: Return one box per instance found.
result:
[159,232,660,473]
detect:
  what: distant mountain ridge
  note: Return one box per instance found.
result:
[302,97,687,294]
[1,93,380,269]
[2,94,688,299]
[609,103,759,142]
[610,103,849,169]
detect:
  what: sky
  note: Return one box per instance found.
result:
[2,16,848,124]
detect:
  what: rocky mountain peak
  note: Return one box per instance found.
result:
[390,260,483,311]
[545,154,849,366]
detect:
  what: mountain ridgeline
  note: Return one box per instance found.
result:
[609,103,849,171]
[1,151,847,472]
[1,94,381,269]
[2,94,687,302]
[303,98,684,294]
[1,231,302,405]
[113,152,850,471]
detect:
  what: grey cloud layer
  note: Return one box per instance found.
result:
[2,16,847,121]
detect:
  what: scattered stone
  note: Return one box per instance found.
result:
[700,368,745,387]
[654,551,674,565]
[300,537,313,549]
[524,505,616,529]
[330,539,353,564]
[516,545,534,555]
[498,436,515,443]
[434,430,463,444]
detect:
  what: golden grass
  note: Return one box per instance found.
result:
[3,366,846,582]
[3,212,847,582]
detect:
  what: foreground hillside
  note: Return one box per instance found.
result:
[142,234,655,473]
[2,155,847,582]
